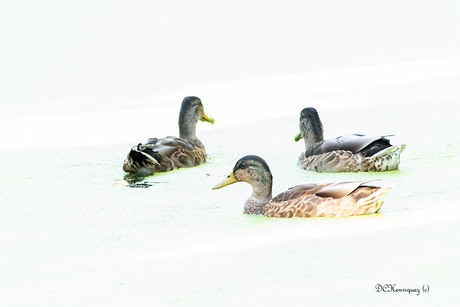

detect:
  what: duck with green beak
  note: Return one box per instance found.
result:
[123,96,215,176]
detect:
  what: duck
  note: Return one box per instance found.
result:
[123,96,215,176]
[212,155,393,218]
[294,107,406,172]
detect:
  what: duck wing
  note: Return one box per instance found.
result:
[272,179,380,202]
[272,183,331,202]
[306,134,392,157]
[142,136,206,168]
[123,136,201,175]
[140,136,194,157]
[315,179,380,199]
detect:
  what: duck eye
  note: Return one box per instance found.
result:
[240,162,246,168]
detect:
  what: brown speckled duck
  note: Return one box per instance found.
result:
[294,107,406,172]
[123,96,215,176]
[212,155,393,218]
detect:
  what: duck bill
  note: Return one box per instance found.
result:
[212,172,238,190]
[201,113,215,125]
[294,132,303,142]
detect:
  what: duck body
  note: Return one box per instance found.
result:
[123,137,206,176]
[295,108,406,173]
[123,96,214,176]
[298,134,407,172]
[213,155,393,218]
[253,182,390,218]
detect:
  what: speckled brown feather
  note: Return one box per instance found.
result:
[298,144,406,172]
[262,185,388,218]
[122,137,207,175]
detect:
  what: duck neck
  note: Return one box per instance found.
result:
[301,123,324,149]
[244,180,273,215]
[179,117,198,140]
[303,135,321,149]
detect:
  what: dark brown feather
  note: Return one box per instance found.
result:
[305,134,391,157]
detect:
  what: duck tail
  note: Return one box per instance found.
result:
[122,145,160,173]
[371,143,406,158]
[357,184,395,214]
[367,144,406,171]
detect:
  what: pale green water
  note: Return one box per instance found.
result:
[3,1,460,305]
[1,74,460,306]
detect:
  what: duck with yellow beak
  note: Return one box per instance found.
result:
[123,96,215,176]
[212,155,393,218]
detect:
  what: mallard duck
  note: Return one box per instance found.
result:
[212,155,393,218]
[294,107,406,172]
[123,96,215,176]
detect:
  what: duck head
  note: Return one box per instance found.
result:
[294,107,324,149]
[212,155,273,204]
[178,96,215,139]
